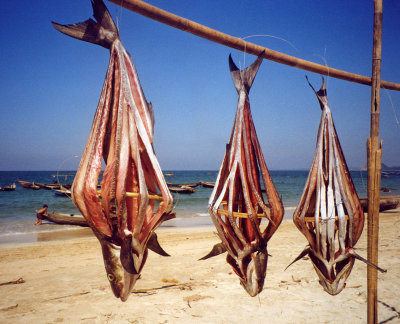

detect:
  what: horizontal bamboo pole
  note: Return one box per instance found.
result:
[108,0,400,91]
[97,190,164,201]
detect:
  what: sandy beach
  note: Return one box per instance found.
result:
[0,212,399,324]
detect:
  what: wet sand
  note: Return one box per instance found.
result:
[0,212,399,323]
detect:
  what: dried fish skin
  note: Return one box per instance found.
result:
[53,0,173,301]
[203,53,284,297]
[292,77,364,295]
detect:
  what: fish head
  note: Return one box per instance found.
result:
[100,239,140,301]
[227,248,268,297]
[310,252,355,296]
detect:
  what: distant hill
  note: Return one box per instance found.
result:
[359,163,400,171]
[382,163,400,171]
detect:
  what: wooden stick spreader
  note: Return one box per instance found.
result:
[304,215,349,223]
[217,208,268,219]
[216,201,271,219]
[97,190,164,201]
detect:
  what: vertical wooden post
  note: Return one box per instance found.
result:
[367,0,383,323]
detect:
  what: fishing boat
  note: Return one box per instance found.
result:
[33,183,61,190]
[44,184,63,190]
[199,181,215,188]
[17,179,40,190]
[169,186,196,194]
[359,195,400,212]
[43,213,88,227]
[0,183,16,191]
[167,182,200,188]
[53,187,71,197]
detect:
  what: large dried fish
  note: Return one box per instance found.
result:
[201,54,284,296]
[288,77,385,295]
[52,0,174,301]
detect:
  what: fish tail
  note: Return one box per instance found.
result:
[306,76,328,109]
[229,51,264,94]
[52,0,118,49]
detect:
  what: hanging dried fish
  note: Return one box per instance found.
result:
[52,0,174,301]
[200,54,284,297]
[288,77,386,295]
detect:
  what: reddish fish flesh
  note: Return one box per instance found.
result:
[288,77,385,295]
[52,0,174,301]
[201,54,284,296]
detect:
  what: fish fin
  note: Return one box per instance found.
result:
[161,211,176,222]
[52,0,118,49]
[285,246,311,271]
[349,249,387,273]
[120,236,138,274]
[152,212,175,229]
[229,52,264,94]
[306,76,328,109]
[147,232,170,257]
[199,243,227,260]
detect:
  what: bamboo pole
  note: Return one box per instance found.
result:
[108,0,400,91]
[367,0,383,323]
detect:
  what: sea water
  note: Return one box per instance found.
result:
[0,170,399,241]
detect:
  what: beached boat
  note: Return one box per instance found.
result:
[43,213,88,227]
[199,181,215,188]
[169,186,196,194]
[17,179,40,190]
[359,195,400,212]
[0,183,16,191]
[167,182,200,188]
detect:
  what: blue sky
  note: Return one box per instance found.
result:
[1,1,399,171]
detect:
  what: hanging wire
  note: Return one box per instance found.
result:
[383,87,400,132]
[314,46,330,88]
[116,0,124,32]
[238,34,299,72]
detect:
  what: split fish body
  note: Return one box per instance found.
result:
[202,54,284,297]
[52,0,174,301]
[290,78,385,295]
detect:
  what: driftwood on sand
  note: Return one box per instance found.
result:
[359,195,400,212]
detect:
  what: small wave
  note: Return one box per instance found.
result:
[0,224,86,237]
[195,213,209,217]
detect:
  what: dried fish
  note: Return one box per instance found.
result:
[288,77,385,295]
[201,54,284,297]
[52,0,174,301]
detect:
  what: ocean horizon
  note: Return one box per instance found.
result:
[1,169,399,243]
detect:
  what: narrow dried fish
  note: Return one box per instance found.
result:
[52,0,174,301]
[201,54,284,297]
[288,77,385,295]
